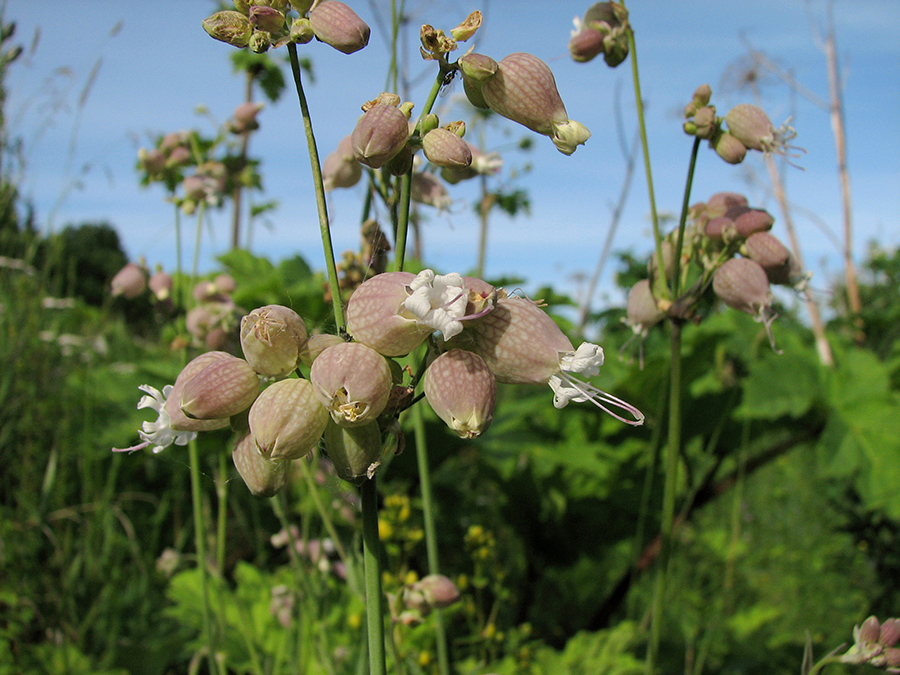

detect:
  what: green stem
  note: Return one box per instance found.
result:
[216,448,228,574]
[188,437,218,674]
[645,320,683,675]
[192,202,205,282]
[298,455,350,565]
[392,62,452,272]
[361,478,387,675]
[287,42,344,329]
[412,405,450,675]
[671,137,701,298]
[625,25,665,301]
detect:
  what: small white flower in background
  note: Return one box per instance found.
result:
[401,270,468,340]
[112,384,197,454]
[549,342,644,425]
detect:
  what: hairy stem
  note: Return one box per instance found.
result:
[188,438,218,674]
[362,478,387,675]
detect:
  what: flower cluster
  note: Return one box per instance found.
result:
[682,84,804,165]
[202,0,370,55]
[624,191,808,355]
[568,2,630,67]
[838,616,900,673]
[117,270,642,494]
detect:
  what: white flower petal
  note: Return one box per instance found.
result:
[559,342,604,377]
[400,270,468,338]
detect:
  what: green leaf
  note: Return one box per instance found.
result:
[735,350,821,420]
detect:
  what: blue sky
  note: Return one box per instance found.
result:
[5,0,899,311]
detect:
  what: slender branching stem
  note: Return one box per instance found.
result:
[188,438,219,675]
[624,25,665,301]
[287,42,344,329]
[412,404,451,675]
[361,478,387,675]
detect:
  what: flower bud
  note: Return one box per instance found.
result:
[249,5,286,33]
[180,355,259,420]
[230,101,264,134]
[724,103,774,152]
[714,131,747,164]
[880,619,900,648]
[706,192,748,219]
[166,352,236,433]
[424,349,496,438]
[232,431,289,497]
[322,135,362,191]
[422,128,472,168]
[310,342,392,426]
[730,206,774,238]
[569,26,605,63]
[625,279,664,334]
[345,272,433,356]
[859,616,882,644]
[299,333,345,366]
[712,258,772,316]
[202,11,253,48]
[465,296,573,385]
[290,17,315,43]
[458,53,497,109]
[351,101,410,169]
[241,304,308,378]
[111,262,147,299]
[249,30,271,54]
[249,378,329,460]
[411,172,451,210]
[323,420,382,483]
[479,52,590,155]
[691,106,717,140]
[148,270,173,302]
[403,574,461,615]
[309,0,370,54]
[744,232,792,284]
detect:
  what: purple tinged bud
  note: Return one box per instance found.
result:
[345,272,433,356]
[148,270,173,301]
[323,420,382,483]
[706,192,748,218]
[714,131,747,164]
[406,574,461,611]
[744,232,793,285]
[731,206,774,238]
[180,355,259,420]
[249,378,329,460]
[202,11,253,48]
[692,83,712,109]
[249,5,285,33]
[422,128,473,169]
[692,106,718,140]
[569,27,605,63]
[232,431,289,497]
[322,135,362,191]
[310,342,392,426]
[411,171,451,210]
[725,103,774,152]
[351,102,410,169]
[240,304,308,378]
[309,0,370,55]
[424,349,497,438]
[466,296,573,385]
[712,258,772,317]
[625,279,664,334]
[478,52,590,155]
[248,30,271,54]
[458,53,497,110]
[299,333,345,366]
[166,352,236,432]
[860,616,882,644]
[111,262,147,299]
[880,619,900,648]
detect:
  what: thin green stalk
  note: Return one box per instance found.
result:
[623,23,665,301]
[188,437,219,675]
[361,478,387,675]
[645,320,682,675]
[412,404,450,675]
[215,448,227,574]
[287,42,344,329]
[645,138,700,675]
[671,137,701,298]
[173,200,184,308]
[191,202,205,282]
[392,63,452,272]
[297,456,350,565]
